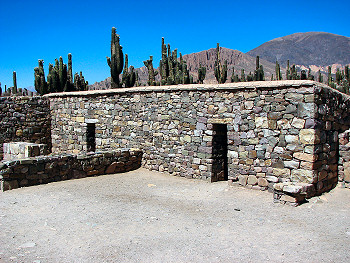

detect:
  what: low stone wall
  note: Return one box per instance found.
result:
[339,131,350,188]
[0,96,51,160]
[0,149,143,191]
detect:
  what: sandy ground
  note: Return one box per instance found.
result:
[0,168,349,263]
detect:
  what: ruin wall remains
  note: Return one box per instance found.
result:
[0,96,51,160]
[46,80,350,197]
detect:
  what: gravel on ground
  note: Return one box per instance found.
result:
[0,168,349,263]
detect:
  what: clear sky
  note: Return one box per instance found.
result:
[1,0,350,91]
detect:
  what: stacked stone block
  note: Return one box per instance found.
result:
[0,96,51,160]
[3,142,48,161]
[0,149,142,191]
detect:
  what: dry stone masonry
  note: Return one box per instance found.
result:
[0,149,142,191]
[0,96,51,160]
[339,130,350,188]
[45,80,350,205]
[1,80,350,205]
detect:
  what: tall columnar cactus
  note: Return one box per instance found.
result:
[318,70,323,83]
[36,53,86,94]
[143,56,158,86]
[336,68,343,84]
[107,27,124,88]
[157,38,193,85]
[34,60,48,95]
[254,56,265,81]
[122,54,136,88]
[345,65,350,81]
[197,63,206,84]
[214,43,227,84]
[307,68,314,80]
[74,72,88,91]
[240,69,246,82]
[286,60,291,80]
[159,37,169,85]
[0,82,2,96]
[68,53,73,85]
[328,66,333,86]
[247,72,254,82]
[12,71,18,94]
[275,61,282,80]
[300,70,307,80]
[290,65,299,80]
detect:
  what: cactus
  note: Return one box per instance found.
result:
[107,27,124,88]
[300,70,307,80]
[157,38,193,85]
[12,71,18,94]
[34,60,48,95]
[247,72,254,82]
[328,66,333,86]
[307,68,314,80]
[122,54,136,88]
[336,68,343,84]
[318,70,323,83]
[197,63,206,84]
[0,82,2,96]
[240,69,246,82]
[345,65,350,81]
[290,64,299,80]
[275,61,282,80]
[36,54,86,94]
[143,56,158,86]
[159,37,169,85]
[214,43,227,84]
[68,53,73,86]
[286,60,291,80]
[254,56,265,81]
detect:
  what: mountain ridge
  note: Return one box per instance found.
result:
[89,31,350,89]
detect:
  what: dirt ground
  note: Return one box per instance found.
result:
[0,168,349,263]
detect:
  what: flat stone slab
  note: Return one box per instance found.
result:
[3,142,48,161]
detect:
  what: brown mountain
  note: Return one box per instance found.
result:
[183,47,277,83]
[247,32,350,67]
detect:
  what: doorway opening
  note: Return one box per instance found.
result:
[86,123,96,152]
[211,124,228,182]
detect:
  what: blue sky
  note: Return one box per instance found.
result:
[1,0,350,91]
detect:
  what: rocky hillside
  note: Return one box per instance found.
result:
[183,47,277,83]
[247,32,350,67]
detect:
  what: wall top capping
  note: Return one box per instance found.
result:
[44,80,335,98]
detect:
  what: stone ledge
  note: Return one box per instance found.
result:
[273,182,316,206]
[0,149,143,191]
[44,80,326,98]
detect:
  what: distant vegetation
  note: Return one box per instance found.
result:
[1,29,349,96]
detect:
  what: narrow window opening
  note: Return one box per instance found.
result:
[87,123,96,152]
[211,124,228,182]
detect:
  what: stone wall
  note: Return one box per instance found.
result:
[0,96,51,160]
[339,131,350,188]
[46,80,350,198]
[0,149,142,191]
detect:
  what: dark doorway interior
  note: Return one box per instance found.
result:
[86,123,96,152]
[211,124,228,182]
